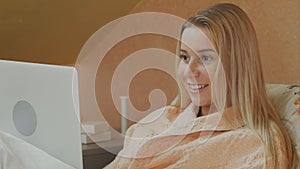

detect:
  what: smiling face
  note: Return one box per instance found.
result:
[178,27,219,109]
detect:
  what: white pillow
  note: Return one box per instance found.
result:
[266,84,300,158]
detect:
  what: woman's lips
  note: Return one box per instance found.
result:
[188,84,209,93]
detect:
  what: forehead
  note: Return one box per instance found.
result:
[181,27,214,51]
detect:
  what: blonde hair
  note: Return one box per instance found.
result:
[171,3,298,168]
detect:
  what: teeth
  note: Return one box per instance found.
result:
[190,84,207,89]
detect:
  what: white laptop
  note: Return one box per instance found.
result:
[0,60,83,169]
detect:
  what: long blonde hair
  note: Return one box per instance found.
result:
[171,3,298,168]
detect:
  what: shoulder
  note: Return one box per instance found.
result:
[223,124,290,168]
[126,106,179,138]
[217,126,263,147]
[213,127,266,168]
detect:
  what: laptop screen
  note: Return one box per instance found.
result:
[0,60,83,169]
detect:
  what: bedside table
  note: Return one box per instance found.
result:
[82,138,124,169]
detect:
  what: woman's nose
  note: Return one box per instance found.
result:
[185,60,201,77]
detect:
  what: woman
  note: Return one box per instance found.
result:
[105,3,298,168]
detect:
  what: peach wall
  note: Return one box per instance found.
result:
[81,34,179,130]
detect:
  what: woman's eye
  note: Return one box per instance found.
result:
[201,55,212,61]
[179,54,190,63]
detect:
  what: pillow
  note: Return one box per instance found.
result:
[266,84,300,158]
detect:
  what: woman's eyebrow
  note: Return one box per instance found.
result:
[180,48,214,54]
[196,49,215,53]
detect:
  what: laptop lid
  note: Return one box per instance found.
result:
[0,60,83,169]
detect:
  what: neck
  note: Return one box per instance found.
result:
[194,104,218,116]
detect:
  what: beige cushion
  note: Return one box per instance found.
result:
[266,84,300,157]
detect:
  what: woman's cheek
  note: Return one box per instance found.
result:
[177,64,189,92]
[177,64,185,81]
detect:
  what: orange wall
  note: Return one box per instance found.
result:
[0,0,141,65]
